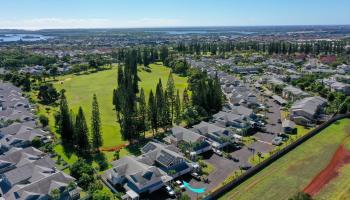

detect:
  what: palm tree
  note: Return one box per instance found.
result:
[168,170,177,186]
[257,152,262,163]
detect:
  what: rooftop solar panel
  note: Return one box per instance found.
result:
[142,143,157,153]
[157,150,175,167]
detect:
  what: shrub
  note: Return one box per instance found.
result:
[39,114,49,127]
[31,136,43,148]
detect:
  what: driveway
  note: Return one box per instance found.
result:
[247,141,274,154]
[182,152,238,199]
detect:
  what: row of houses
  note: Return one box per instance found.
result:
[104,58,260,199]
[103,100,257,199]
[18,65,72,75]
[321,78,350,95]
[103,141,193,199]
[0,82,50,153]
[290,96,328,126]
[0,147,80,200]
[258,74,329,126]
[190,58,262,109]
[0,82,80,200]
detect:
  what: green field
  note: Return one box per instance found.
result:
[220,118,350,200]
[38,63,187,163]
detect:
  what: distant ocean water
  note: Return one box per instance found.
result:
[145,30,255,35]
[0,34,53,42]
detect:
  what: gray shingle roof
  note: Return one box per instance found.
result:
[140,142,184,168]
[170,126,204,144]
[291,96,327,116]
[108,155,163,190]
[0,147,44,172]
[4,172,76,200]
[283,85,309,96]
[282,120,296,129]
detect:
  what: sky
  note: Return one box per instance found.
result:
[0,0,349,29]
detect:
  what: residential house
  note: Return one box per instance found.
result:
[104,156,166,196]
[192,121,233,149]
[229,87,259,108]
[231,66,260,75]
[104,142,192,197]
[139,142,192,178]
[225,105,255,119]
[337,64,350,74]
[266,77,286,90]
[212,111,251,135]
[2,171,79,200]
[163,126,211,155]
[320,55,336,65]
[322,78,350,95]
[0,147,45,174]
[0,156,56,195]
[290,96,327,125]
[0,123,49,154]
[282,120,296,134]
[282,85,310,101]
[272,95,288,106]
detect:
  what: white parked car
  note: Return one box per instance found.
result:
[272,137,283,146]
[191,172,201,180]
[175,180,185,190]
[213,148,223,156]
[165,186,175,197]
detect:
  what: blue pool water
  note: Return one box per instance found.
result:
[183,181,205,193]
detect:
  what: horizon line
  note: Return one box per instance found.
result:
[1,24,350,31]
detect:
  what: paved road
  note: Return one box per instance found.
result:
[254,95,283,143]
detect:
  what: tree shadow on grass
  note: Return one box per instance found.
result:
[139,66,152,73]
[125,139,150,156]
[60,142,77,162]
[91,151,109,171]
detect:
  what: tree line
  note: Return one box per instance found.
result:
[175,40,349,56]
[113,49,224,142]
[56,90,103,156]
[0,49,57,69]
[112,49,182,141]
[111,46,169,67]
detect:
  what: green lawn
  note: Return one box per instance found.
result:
[220,118,350,200]
[41,63,187,164]
[316,164,350,200]
[202,161,215,175]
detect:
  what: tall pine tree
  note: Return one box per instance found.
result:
[182,88,190,110]
[138,88,147,137]
[163,91,172,130]
[148,90,157,134]
[113,50,140,141]
[166,72,176,122]
[59,90,74,143]
[160,46,169,65]
[155,79,165,130]
[91,94,103,151]
[74,107,90,155]
[174,90,181,125]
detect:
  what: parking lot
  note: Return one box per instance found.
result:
[254,97,283,143]
[184,151,238,199]
[181,140,275,199]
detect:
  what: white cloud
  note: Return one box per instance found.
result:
[0,18,183,29]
